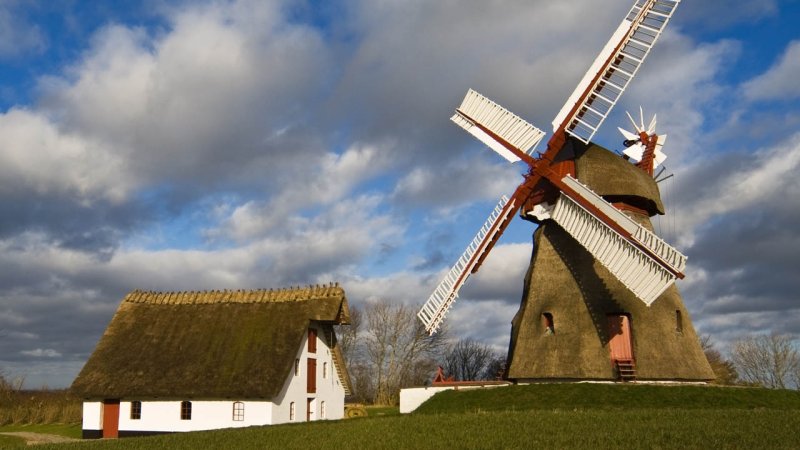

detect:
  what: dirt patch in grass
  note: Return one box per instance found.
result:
[0,431,80,445]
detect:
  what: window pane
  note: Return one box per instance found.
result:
[130,401,141,420]
[181,401,192,420]
[233,402,244,421]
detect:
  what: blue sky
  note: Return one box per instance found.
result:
[1,0,799,388]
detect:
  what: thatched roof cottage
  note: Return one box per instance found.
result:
[71,284,352,439]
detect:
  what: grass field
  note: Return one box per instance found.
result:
[27,384,800,449]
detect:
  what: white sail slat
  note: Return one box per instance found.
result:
[418,195,516,334]
[552,0,681,143]
[451,89,546,163]
[550,175,686,306]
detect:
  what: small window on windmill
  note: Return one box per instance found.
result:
[542,313,555,335]
[675,310,683,333]
[289,402,296,421]
[323,362,328,379]
[294,358,300,376]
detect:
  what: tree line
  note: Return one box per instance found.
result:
[335,302,505,406]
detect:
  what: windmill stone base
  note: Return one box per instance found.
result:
[506,143,714,382]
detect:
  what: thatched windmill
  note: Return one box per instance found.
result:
[418,0,713,382]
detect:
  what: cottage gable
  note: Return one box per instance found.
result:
[71,284,351,400]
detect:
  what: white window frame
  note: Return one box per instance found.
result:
[232,401,245,421]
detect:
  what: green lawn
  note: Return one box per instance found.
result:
[0,433,26,448]
[28,384,800,449]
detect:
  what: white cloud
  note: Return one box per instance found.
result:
[674,132,800,247]
[743,40,800,102]
[21,348,62,358]
[393,158,521,207]
[0,108,132,202]
[217,143,394,241]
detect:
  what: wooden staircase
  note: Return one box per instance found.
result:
[615,359,637,381]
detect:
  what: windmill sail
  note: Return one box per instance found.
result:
[552,0,681,143]
[547,175,686,305]
[418,0,684,334]
[418,195,517,334]
[452,89,546,163]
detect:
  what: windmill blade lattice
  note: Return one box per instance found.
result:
[552,0,681,143]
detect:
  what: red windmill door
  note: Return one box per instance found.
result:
[102,399,120,439]
[607,315,633,362]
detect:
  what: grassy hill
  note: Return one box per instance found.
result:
[32,384,800,449]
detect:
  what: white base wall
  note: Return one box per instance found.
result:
[400,384,512,413]
[399,387,454,413]
[125,400,271,432]
[82,402,102,430]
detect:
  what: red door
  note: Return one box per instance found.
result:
[102,399,120,439]
[306,398,315,421]
[607,315,633,362]
[307,358,317,393]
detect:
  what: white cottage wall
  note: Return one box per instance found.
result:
[82,401,102,430]
[115,400,272,433]
[271,323,346,424]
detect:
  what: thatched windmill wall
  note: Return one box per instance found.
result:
[506,140,714,382]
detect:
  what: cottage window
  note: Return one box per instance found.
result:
[320,401,326,419]
[130,401,141,420]
[180,401,192,420]
[323,362,328,379]
[308,328,317,353]
[289,402,296,421]
[295,358,300,376]
[232,402,245,421]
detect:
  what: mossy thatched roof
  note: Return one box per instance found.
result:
[574,141,665,215]
[71,284,351,399]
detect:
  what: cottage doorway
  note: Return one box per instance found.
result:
[102,399,120,438]
[607,314,633,361]
[306,398,315,421]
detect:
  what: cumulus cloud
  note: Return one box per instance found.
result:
[743,40,800,102]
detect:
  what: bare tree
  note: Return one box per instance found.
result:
[700,335,738,385]
[442,338,501,381]
[731,334,799,389]
[362,301,447,405]
[335,306,362,367]
[334,306,373,403]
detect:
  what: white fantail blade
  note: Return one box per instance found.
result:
[647,113,658,134]
[452,89,545,163]
[623,143,645,161]
[654,149,667,166]
[654,134,667,165]
[618,126,640,142]
[626,111,641,132]
[553,0,682,144]
[555,175,686,305]
[418,195,517,335]
[639,106,645,131]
